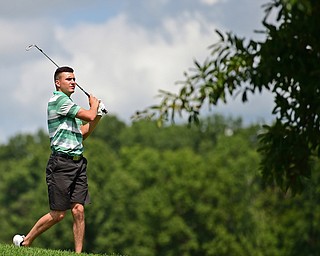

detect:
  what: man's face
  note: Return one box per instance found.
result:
[55,72,76,96]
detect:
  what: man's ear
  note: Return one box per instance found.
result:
[55,80,60,88]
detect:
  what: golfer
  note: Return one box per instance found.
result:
[13,66,105,253]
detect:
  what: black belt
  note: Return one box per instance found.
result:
[52,152,83,161]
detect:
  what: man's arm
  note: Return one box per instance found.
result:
[76,95,99,122]
[81,115,101,140]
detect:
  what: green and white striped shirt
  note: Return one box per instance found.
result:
[47,91,83,156]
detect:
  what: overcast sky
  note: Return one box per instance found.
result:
[0,0,274,143]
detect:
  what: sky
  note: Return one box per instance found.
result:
[0,0,274,143]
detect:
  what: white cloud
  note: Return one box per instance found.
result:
[48,13,219,121]
[0,0,274,142]
[200,0,223,6]
[1,11,219,143]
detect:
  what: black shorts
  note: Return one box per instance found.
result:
[46,154,91,211]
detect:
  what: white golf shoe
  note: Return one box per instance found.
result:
[13,234,25,246]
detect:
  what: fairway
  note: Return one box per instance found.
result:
[0,244,124,256]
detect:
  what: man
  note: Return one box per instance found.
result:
[13,66,106,253]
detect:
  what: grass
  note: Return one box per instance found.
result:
[0,244,125,256]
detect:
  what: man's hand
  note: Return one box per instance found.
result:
[97,101,108,116]
[89,95,99,111]
[77,95,100,122]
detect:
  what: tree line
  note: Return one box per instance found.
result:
[0,115,319,255]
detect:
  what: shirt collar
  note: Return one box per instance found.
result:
[54,91,70,98]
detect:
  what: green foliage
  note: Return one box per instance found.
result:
[133,0,320,193]
[1,114,320,255]
[91,115,126,152]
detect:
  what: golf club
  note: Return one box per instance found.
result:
[26,44,107,114]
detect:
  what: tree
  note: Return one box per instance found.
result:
[119,116,239,153]
[90,115,126,153]
[134,0,320,193]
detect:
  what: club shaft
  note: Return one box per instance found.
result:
[34,45,60,68]
[75,83,90,97]
[32,45,90,97]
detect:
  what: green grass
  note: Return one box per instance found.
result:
[0,244,125,256]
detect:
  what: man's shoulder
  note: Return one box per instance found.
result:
[50,91,68,101]
[49,92,73,108]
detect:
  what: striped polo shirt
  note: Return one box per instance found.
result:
[47,91,83,156]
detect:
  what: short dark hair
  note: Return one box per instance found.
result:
[54,66,74,81]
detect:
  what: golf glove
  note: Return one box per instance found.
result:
[97,101,108,116]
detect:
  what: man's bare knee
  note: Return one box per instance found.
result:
[71,204,85,219]
[50,210,66,223]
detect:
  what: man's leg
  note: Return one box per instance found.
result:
[71,203,85,253]
[22,210,66,246]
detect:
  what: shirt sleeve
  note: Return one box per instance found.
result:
[56,95,81,118]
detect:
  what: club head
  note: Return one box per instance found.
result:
[25,44,37,51]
